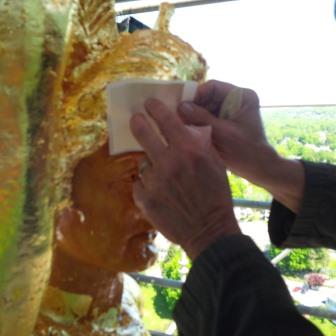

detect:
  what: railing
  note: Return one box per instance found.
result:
[130,198,336,335]
[132,272,336,336]
[233,198,271,209]
[116,0,237,16]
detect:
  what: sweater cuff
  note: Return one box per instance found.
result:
[269,161,336,248]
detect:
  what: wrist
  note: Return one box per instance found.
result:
[249,143,281,187]
[269,158,305,213]
[236,143,304,213]
[182,215,241,260]
[257,152,305,213]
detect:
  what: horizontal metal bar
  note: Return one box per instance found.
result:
[131,273,336,321]
[150,331,170,336]
[149,307,336,336]
[116,0,237,16]
[297,305,336,320]
[150,305,336,335]
[129,272,183,289]
[233,198,271,209]
[271,248,292,265]
[261,103,336,108]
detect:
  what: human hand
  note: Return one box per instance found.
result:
[130,99,241,259]
[178,80,276,186]
[178,80,304,213]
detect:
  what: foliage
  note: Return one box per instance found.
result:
[308,316,336,336]
[227,106,336,204]
[262,106,336,165]
[268,245,330,276]
[327,258,336,277]
[228,172,247,199]
[140,284,172,332]
[228,172,271,202]
[154,245,189,318]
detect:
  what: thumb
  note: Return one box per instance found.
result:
[178,102,217,127]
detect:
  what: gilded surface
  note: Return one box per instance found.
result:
[0,1,73,335]
[34,274,150,335]
[0,0,206,335]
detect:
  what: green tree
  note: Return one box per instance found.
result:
[308,317,336,336]
[154,245,190,318]
[228,173,247,199]
[268,245,329,276]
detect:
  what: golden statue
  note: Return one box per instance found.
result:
[0,1,206,335]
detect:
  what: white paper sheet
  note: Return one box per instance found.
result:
[106,79,199,155]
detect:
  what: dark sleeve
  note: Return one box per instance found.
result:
[173,235,322,336]
[269,161,336,249]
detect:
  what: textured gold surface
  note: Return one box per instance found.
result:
[0,1,73,335]
[34,275,151,335]
[0,1,206,335]
[155,2,174,32]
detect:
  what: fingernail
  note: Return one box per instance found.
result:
[180,102,194,114]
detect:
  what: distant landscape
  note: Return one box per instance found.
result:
[229,105,336,201]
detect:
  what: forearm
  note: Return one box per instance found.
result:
[262,154,305,214]
[242,144,305,214]
[250,146,336,251]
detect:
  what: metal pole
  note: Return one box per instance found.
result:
[129,273,183,289]
[233,199,271,210]
[116,0,237,16]
[150,331,170,336]
[131,273,336,320]
[271,249,292,265]
[297,305,336,320]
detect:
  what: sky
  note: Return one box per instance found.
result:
[119,0,336,106]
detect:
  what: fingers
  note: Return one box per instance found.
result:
[145,98,188,145]
[130,113,166,161]
[178,102,216,126]
[194,80,236,116]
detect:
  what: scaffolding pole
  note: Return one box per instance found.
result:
[116,0,237,16]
